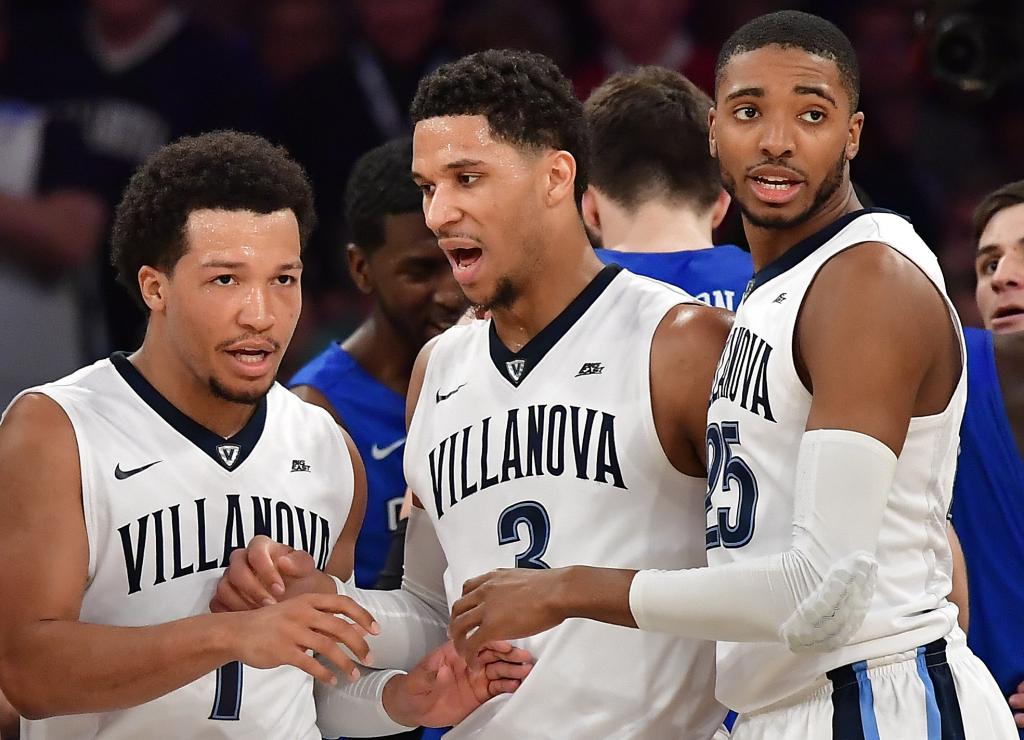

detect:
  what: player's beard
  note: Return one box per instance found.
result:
[724,148,847,230]
[209,376,272,406]
[477,275,519,313]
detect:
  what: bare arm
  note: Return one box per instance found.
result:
[0,191,105,272]
[0,394,374,719]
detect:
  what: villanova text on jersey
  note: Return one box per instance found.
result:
[425,403,626,519]
[118,494,332,595]
[708,325,776,422]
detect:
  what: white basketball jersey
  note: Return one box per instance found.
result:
[12,354,354,739]
[405,266,726,739]
[705,210,966,712]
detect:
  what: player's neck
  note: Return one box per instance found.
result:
[602,200,714,253]
[341,314,417,397]
[490,232,603,352]
[744,186,862,272]
[130,341,257,439]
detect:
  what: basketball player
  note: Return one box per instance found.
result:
[449,12,1018,738]
[583,66,752,309]
[950,180,1024,734]
[213,49,733,738]
[289,137,466,590]
[0,131,527,739]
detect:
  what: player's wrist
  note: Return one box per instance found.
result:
[561,566,638,626]
[205,612,246,665]
[380,672,420,727]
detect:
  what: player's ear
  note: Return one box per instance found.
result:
[347,243,374,295]
[544,150,576,208]
[581,186,601,238]
[138,265,167,313]
[708,108,718,159]
[846,111,864,161]
[710,189,731,230]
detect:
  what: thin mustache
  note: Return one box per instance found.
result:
[216,334,280,352]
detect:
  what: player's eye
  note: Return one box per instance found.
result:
[418,183,435,197]
[734,106,759,121]
[458,173,480,186]
[980,258,1000,275]
[213,275,235,286]
[799,110,826,123]
[275,275,297,286]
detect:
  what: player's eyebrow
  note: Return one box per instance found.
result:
[724,86,764,103]
[793,84,837,108]
[199,260,302,271]
[977,238,1024,256]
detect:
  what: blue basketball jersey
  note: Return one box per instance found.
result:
[289,343,407,588]
[594,245,753,310]
[951,328,1024,727]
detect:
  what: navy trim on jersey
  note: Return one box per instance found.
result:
[746,208,904,296]
[826,661,872,739]
[919,639,967,740]
[110,352,267,472]
[488,264,621,387]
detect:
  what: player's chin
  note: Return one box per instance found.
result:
[211,375,275,405]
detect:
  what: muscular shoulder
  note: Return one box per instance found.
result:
[651,302,733,374]
[0,393,80,500]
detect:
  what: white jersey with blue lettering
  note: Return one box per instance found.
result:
[405,265,727,739]
[705,209,966,713]
[8,353,354,740]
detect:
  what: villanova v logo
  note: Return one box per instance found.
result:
[506,359,527,382]
[217,444,241,468]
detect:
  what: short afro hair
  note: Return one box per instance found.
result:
[973,180,1024,242]
[111,130,315,310]
[585,66,719,212]
[410,49,589,208]
[345,137,423,253]
[716,11,860,111]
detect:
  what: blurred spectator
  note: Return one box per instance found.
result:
[574,0,717,97]
[269,0,452,311]
[256,0,346,87]
[0,0,270,353]
[450,0,571,70]
[0,1,105,408]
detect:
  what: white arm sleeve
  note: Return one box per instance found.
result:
[314,667,418,738]
[630,429,898,651]
[332,506,449,670]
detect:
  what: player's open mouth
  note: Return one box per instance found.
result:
[991,304,1024,330]
[451,247,482,269]
[748,175,805,205]
[229,350,269,364]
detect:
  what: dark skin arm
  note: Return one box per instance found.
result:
[450,242,961,661]
[0,394,376,720]
[448,304,733,659]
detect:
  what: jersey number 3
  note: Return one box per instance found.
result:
[497,501,551,569]
[705,421,759,549]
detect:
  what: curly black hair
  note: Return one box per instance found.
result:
[409,49,589,208]
[345,137,423,253]
[585,67,719,212]
[716,10,860,111]
[111,130,316,310]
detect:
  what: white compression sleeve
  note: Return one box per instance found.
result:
[332,506,449,671]
[630,429,898,651]
[313,667,417,738]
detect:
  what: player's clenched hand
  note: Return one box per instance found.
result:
[231,592,380,685]
[1009,681,1024,728]
[449,568,565,666]
[383,640,533,728]
[210,535,327,612]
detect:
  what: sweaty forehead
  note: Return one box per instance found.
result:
[412,114,531,174]
[717,45,847,104]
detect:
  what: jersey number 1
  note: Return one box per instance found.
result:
[705,421,759,549]
[497,501,551,569]
[210,661,243,721]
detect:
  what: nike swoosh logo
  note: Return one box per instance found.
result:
[435,383,467,403]
[114,460,161,480]
[370,438,406,460]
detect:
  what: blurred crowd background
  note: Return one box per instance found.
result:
[1,0,1021,406]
